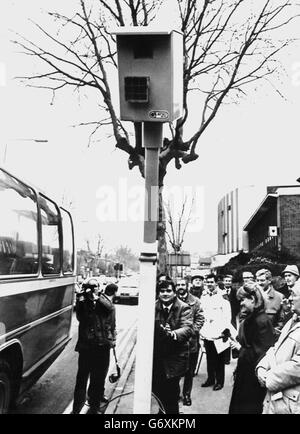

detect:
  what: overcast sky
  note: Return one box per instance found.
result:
[1,1,300,257]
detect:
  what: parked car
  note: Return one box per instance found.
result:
[73,276,84,307]
[114,277,139,305]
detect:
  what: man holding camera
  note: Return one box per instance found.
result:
[72,278,118,414]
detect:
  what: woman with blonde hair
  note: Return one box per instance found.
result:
[228,282,275,414]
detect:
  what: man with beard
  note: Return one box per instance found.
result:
[176,279,204,406]
[152,279,193,414]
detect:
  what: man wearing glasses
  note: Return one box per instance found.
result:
[152,279,193,414]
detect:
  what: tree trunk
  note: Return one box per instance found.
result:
[157,187,168,274]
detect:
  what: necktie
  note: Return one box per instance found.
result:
[163,307,169,320]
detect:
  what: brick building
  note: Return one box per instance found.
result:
[243,186,300,259]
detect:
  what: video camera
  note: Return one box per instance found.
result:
[78,279,100,300]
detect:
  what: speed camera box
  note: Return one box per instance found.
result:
[112,27,183,123]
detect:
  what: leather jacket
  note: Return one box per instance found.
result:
[75,292,116,352]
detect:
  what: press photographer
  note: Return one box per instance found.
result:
[72,278,118,414]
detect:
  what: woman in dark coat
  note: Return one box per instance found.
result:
[228,283,275,414]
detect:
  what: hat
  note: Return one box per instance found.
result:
[282,265,300,278]
[191,274,204,281]
[105,283,118,296]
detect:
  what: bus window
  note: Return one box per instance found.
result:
[40,195,61,275]
[61,208,74,274]
[0,167,75,414]
[0,170,39,276]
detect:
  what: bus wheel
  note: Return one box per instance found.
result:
[0,360,11,414]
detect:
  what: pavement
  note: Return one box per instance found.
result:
[103,333,237,415]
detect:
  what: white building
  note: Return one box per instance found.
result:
[213,185,266,267]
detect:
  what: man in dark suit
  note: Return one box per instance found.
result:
[152,279,193,414]
[222,274,239,328]
[279,265,300,325]
[176,278,204,406]
[221,274,238,364]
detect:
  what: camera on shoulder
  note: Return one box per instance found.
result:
[78,278,100,300]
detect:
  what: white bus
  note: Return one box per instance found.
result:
[0,167,75,413]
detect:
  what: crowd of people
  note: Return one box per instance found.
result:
[70,265,300,415]
[154,265,300,414]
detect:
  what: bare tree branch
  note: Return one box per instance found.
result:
[12,0,300,176]
[165,195,194,253]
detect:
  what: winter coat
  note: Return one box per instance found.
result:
[262,286,284,332]
[229,309,275,414]
[75,292,116,352]
[222,286,240,327]
[256,315,300,414]
[277,284,293,326]
[277,283,290,299]
[153,297,193,379]
[200,289,232,343]
[179,292,204,353]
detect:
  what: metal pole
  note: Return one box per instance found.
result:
[133,122,162,414]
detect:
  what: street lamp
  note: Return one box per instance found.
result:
[13,138,49,142]
[2,138,49,165]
